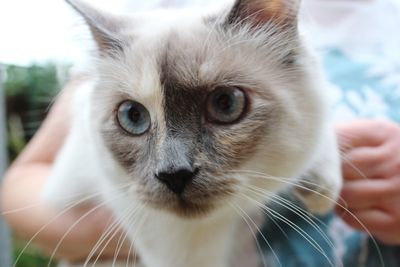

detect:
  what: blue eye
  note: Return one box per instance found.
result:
[117,101,151,135]
[206,87,247,124]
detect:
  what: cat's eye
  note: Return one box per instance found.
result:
[206,87,247,124]
[117,101,151,135]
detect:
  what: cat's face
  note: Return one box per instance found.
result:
[70,0,327,217]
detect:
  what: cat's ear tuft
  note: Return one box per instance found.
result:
[225,0,300,29]
[65,0,128,56]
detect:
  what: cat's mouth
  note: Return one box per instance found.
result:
[137,174,238,218]
[142,186,235,218]
[166,198,215,218]
[145,194,217,218]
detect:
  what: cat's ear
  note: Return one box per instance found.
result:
[225,0,300,29]
[66,0,128,56]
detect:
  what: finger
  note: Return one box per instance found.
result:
[336,120,389,151]
[341,146,390,181]
[339,208,395,233]
[339,178,400,209]
[376,155,400,180]
[369,231,400,245]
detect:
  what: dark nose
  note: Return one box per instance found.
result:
[155,167,198,195]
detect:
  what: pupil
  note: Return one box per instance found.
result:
[216,94,232,112]
[129,107,141,123]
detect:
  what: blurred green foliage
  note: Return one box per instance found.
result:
[4,63,67,267]
[5,64,59,101]
[13,239,57,267]
[5,64,62,159]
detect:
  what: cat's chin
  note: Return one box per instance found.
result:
[146,197,217,219]
[137,193,228,219]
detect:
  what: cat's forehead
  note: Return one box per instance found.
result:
[96,5,295,109]
[103,18,222,98]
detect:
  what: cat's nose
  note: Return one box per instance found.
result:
[155,167,198,195]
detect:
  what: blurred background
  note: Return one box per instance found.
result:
[1,0,400,266]
[0,0,172,266]
[0,0,73,264]
[1,61,65,267]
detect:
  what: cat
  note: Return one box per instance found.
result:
[43,0,342,266]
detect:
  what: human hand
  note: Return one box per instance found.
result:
[336,119,400,245]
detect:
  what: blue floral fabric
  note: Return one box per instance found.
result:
[326,50,400,123]
[261,49,400,267]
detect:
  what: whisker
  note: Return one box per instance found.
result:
[12,183,131,267]
[45,194,126,267]
[237,193,335,267]
[236,202,284,267]
[230,169,328,190]
[89,219,122,267]
[111,210,136,267]
[229,169,347,207]
[245,184,336,251]
[243,184,344,267]
[127,204,148,267]
[340,153,370,180]
[261,205,290,242]
[87,209,131,267]
[111,204,145,267]
[2,181,133,216]
[87,203,144,267]
[227,201,272,267]
[111,227,127,267]
[229,171,385,267]
[89,207,144,267]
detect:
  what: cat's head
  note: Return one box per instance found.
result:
[69,0,328,218]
